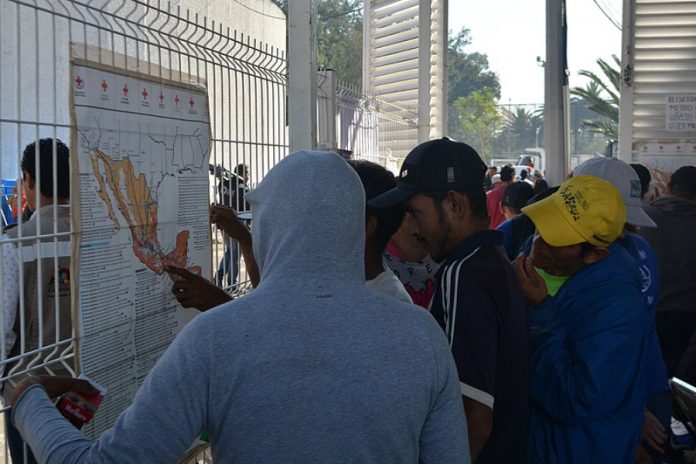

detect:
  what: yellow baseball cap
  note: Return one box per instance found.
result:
[521,175,626,247]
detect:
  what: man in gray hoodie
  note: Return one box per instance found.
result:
[8,150,470,464]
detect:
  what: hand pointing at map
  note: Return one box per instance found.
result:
[165,265,232,311]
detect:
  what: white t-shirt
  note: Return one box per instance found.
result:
[366,269,414,305]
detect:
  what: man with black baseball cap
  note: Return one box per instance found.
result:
[370,138,529,463]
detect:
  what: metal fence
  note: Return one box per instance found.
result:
[316,76,418,174]
[337,80,419,172]
[0,0,287,461]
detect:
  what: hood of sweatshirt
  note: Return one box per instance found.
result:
[649,195,696,219]
[246,150,366,290]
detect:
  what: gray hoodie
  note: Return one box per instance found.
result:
[13,151,470,463]
[641,196,696,313]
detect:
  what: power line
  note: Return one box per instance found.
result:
[230,0,286,20]
[590,0,622,30]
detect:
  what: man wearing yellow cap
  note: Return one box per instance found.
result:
[513,175,647,463]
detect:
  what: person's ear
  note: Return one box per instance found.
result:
[582,247,608,265]
[22,171,35,191]
[365,215,378,239]
[446,191,468,220]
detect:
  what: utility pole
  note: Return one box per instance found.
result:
[618,0,635,163]
[417,0,432,143]
[288,0,317,152]
[544,0,570,185]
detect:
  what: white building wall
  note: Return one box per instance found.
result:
[619,0,696,183]
[362,0,447,157]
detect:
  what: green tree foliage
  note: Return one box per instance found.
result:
[270,0,363,85]
[448,29,500,103]
[453,89,501,161]
[570,55,620,139]
[316,1,363,85]
[448,28,501,140]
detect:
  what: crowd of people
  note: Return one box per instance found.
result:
[2,136,695,464]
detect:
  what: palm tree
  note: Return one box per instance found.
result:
[503,107,544,151]
[570,55,620,139]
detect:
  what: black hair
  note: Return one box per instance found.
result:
[500,165,515,182]
[502,182,534,214]
[422,188,488,221]
[348,160,405,252]
[532,179,549,196]
[520,169,528,180]
[630,163,651,198]
[669,166,696,202]
[234,164,249,177]
[21,138,70,199]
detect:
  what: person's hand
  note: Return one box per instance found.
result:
[513,255,548,305]
[642,409,667,453]
[635,443,652,464]
[7,375,99,407]
[210,204,250,242]
[165,266,232,311]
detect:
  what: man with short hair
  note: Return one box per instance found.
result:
[514,175,647,463]
[370,138,529,463]
[518,169,533,186]
[496,182,534,260]
[2,138,73,464]
[9,151,470,463]
[641,166,696,454]
[641,166,696,382]
[486,165,515,229]
[348,160,412,304]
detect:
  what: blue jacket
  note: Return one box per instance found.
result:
[528,243,647,463]
[619,233,669,396]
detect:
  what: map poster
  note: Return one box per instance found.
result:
[70,60,211,435]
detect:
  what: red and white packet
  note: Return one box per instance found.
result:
[56,375,107,429]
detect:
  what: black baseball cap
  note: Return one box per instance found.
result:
[368,138,487,208]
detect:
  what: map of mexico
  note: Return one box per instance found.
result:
[71,61,211,435]
[90,150,200,275]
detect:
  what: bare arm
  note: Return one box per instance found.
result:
[463,397,492,462]
[211,205,259,288]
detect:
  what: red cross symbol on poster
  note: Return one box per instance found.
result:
[142,88,149,100]
[159,91,164,103]
[189,97,195,108]
[74,75,84,89]
[174,94,180,106]
[101,80,108,92]
[123,85,129,96]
